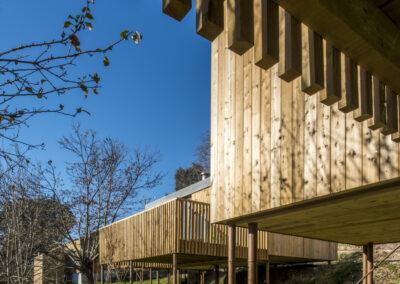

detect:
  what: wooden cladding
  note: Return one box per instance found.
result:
[162,0,192,22]
[210,30,400,224]
[100,198,335,266]
[198,0,400,145]
[100,199,269,265]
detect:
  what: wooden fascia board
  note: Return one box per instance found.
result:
[273,0,400,92]
[224,177,400,227]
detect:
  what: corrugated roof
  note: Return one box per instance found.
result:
[145,178,211,210]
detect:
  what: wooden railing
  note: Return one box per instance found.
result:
[99,199,268,265]
[177,199,268,259]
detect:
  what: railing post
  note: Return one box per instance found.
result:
[156,270,159,284]
[168,270,171,284]
[266,260,270,284]
[215,265,219,284]
[130,261,133,284]
[150,268,152,284]
[248,223,258,284]
[228,224,236,284]
[173,253,178,284]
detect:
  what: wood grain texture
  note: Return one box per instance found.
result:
[338,54,358,113]
[270,64,281,208]
[354,66,373,122]
[316,92,331,196]
[260,68,271,210]
[320,40,341,106]
[162,0,191,21]
[99,198,334,268]
[381,86,398,135]
[251,54,261,212]
[209,29,400,237]
[280,79,293,205]
[292,78,305,202]
[368,77,386,130]
[210,37,219,223]
[278,8,301,82]
[301,25,324,95]
[254,0,279,70]
[243,49,253,214]
[196,0,224,41]
[227,0,254,55]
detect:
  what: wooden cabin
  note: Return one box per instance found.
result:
[162,0,400,282]
[99,179,336,283]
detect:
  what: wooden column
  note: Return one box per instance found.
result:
[201,271,205,284]
[366,243,374,284]
[248,223,258,284]
[362,243,374,284]
[168,271,171,284]
[156,270,159,284]
[362,245,368,284]
[130,261,133,284]
[141,267,143,284]
[150,268,153,284]
[100,265,104,284]
[228,224,236,284]
[266,261,270,284]
[215,265,220,284]
[173,254,178,284]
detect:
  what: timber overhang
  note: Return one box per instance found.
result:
[222,177,400,246]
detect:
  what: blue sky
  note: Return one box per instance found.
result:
[0,1,211,209]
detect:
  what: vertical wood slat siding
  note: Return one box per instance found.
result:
[99,200,178,264]
[210,29,400,224]
[99,198,275,265]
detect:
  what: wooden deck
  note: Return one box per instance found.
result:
[99,198,336,269]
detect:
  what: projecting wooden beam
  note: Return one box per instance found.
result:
[163,0,192,22]
[301,24,324,95]
[392,96,400,142]
[368,77,386,130]
[320,40,341,105]
[254,0,279,70]
[273,0,400,93]
[278,8,301,82]
[227,0,254,55]
[381,86,398,135]
[354,66,373,122]
[196,0,224,41]
[338,54,358,113]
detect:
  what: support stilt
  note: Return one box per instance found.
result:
[367,243,374,284]
[248,223,258,284]
[215,265,219,284]
[130,261,133,284]
[173,253,178,284]
[100,265,104,284]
